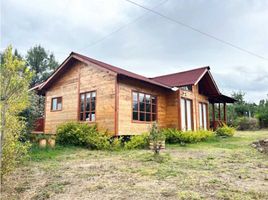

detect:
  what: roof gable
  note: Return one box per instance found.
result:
[151,66,210,87]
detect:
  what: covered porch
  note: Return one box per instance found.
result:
[209,94,236,130]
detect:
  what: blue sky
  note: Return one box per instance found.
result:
[1,0,268,103]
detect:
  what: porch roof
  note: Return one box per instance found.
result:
[208,94,237,103]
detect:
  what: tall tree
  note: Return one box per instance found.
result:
[0,46,32,180]
[26,45,58,86]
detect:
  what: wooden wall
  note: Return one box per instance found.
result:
[44,60,116,134]
[179,84,209,130]
[117,77,176,135]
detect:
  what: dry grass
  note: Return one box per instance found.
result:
[2,130,268,200]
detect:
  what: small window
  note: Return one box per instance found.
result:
[51,97,62,111]
[80,91,96,121]
[132,92,157,122]
[179,85,192,91]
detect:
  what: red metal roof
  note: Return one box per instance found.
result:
[151,66,210,87]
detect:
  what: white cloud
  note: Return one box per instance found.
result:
[1,0,268,103]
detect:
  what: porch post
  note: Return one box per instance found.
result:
[223,102,227,124]
[218,103,221,120]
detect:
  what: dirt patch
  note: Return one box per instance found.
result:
[252,139,268,154]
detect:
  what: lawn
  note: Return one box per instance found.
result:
[2,130,268,200]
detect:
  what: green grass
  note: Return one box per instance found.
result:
[3,130,268,200]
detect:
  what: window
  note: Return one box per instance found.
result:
[80,91,96,121]
[180,98,193,131]
[132,92,157,122]
[199,102,207,130]
[51,97,62,111]
[179,85,192,91]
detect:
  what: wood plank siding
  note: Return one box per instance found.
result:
[45,60,117,134]
[36,53,235,136]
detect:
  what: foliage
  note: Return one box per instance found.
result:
[148,123,165,154]
[234,117,259,130]
[124,133,149,149]
[215,125,235,137]
[26,45,58,87]
[20,92,45,133]
[256,97,268,128]
[0,45,32,177]
[163,128,214,144]
[56,122,118,150]
[56,122,97,146]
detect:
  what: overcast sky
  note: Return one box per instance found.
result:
[1,0,268,103]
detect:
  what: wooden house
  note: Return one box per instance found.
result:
[33,52,235,135]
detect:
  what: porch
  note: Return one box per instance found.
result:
[209,94,236,130]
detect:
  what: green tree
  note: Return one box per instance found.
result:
[26,45,58,86]
[0,46,32,179]
[256,95,268,128]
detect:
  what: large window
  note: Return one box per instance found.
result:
[80,91,96,121]
[199,102,207,130]
[51,97,62,111]
[181,98,193,131]
[132,92,157,122]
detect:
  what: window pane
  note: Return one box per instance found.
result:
[91,101,95,111]
[80,94,84,112]
[57,102,62,110]
[133,101,138,111]
[203,104,207,130]
[186,100,192,131]
[86,93,90,111]
[91,92,96,101]
[91,112,96,121]
[133,92,138,102]
[80,113,84,121]
[146,113,151,121]
[152,104,156,113]
[181,99,186,131]
[199,103,203,129]
[139,93,145,103]
[85,112,90,121]
[151,96,156,104]
[139,112,145,121]
[132,112,138,120]
[145,95,150,104]
[140,102,145,112]
[52,98,57,110]
[146,103,151,112]
[152,114,157,121]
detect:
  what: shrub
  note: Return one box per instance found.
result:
[56,122,97,146]
[215,125,235,137]
[162,128,182,144]
[56,122,113,150]
[149,123,165,154]
[163,128,214,144]
[124,133,149,149]
[234,117,259,130]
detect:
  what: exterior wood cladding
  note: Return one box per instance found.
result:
[44,60,116,134]
[117,77,178,135]
[44,59,210,135]
[179,85,209,130]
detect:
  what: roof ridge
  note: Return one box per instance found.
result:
[151,66,210,79]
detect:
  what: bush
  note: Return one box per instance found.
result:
[56,122,112,150]
[124,133,149,149]
[148,123,165,154]
[163,128,214,144]
[215,125,235,137]
[234,117,259,130]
